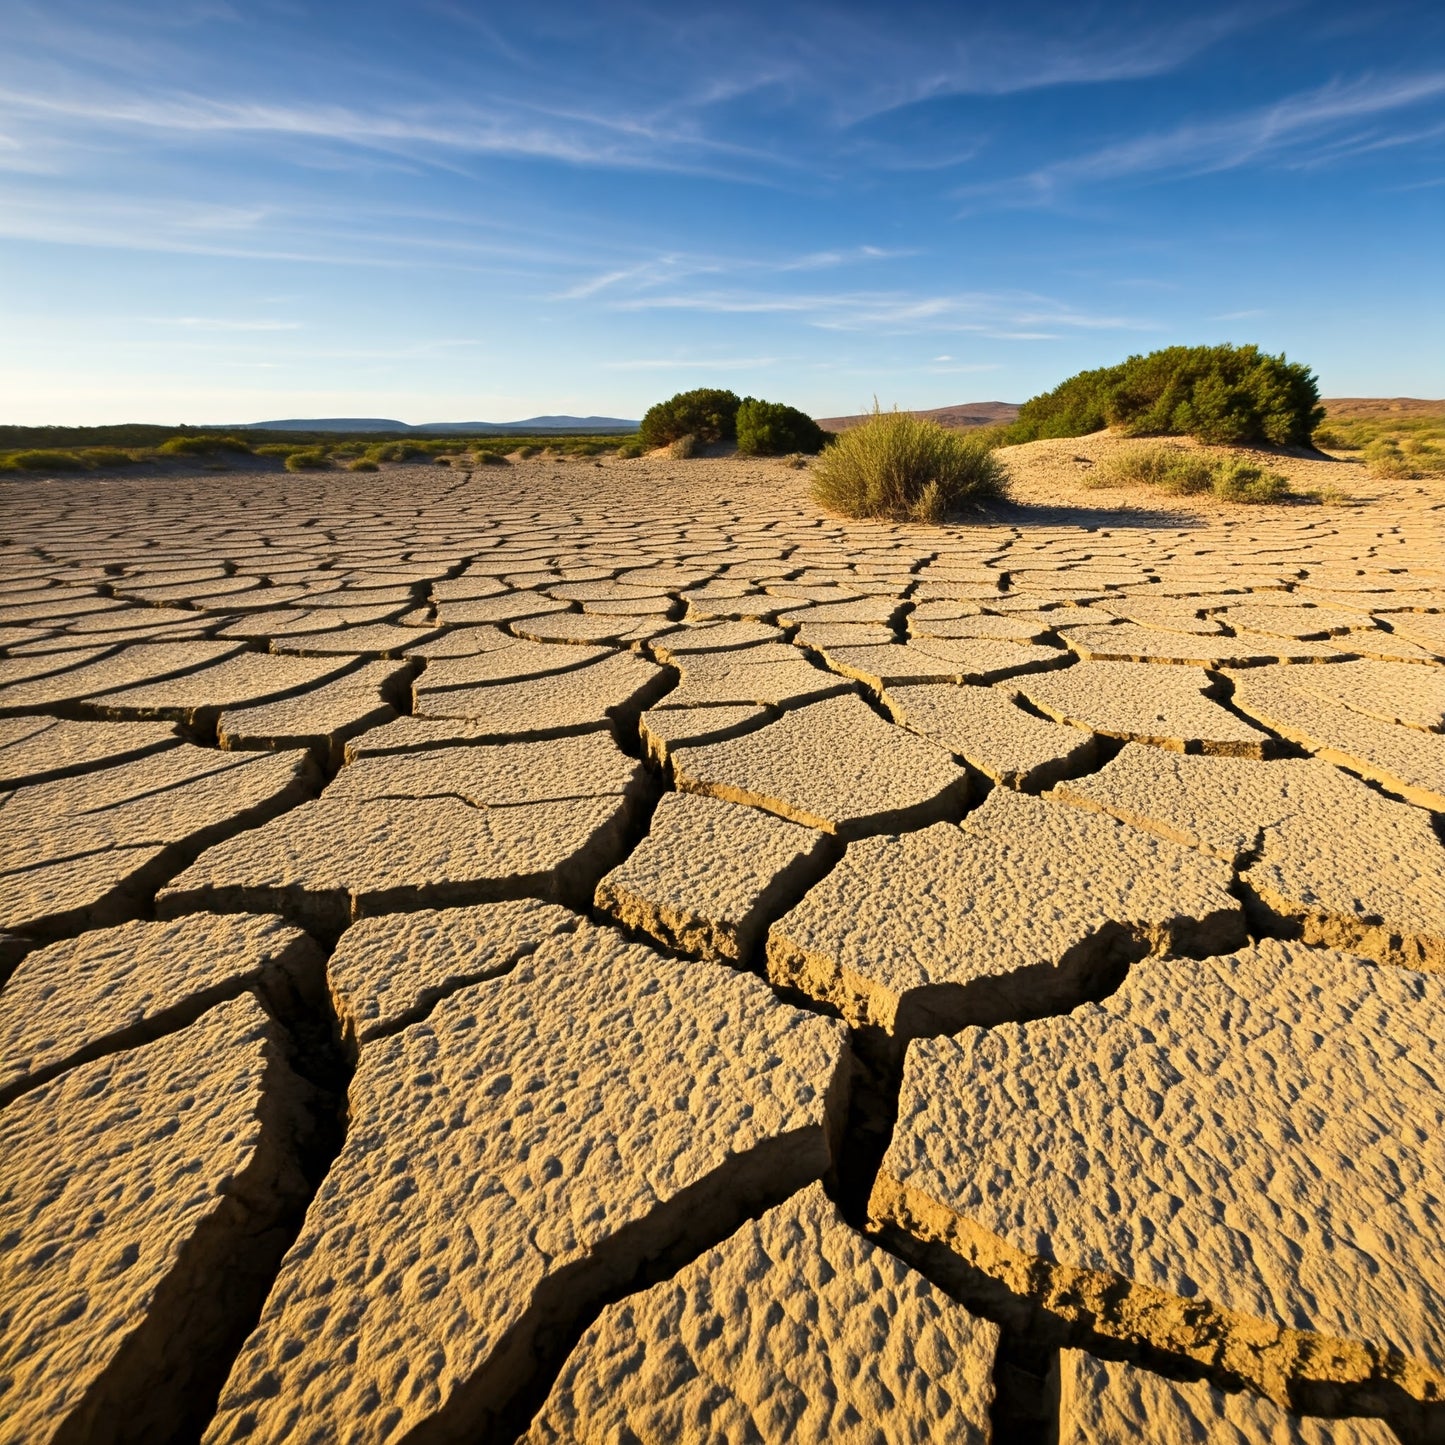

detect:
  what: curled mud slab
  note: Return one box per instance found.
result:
[2,456,1442,1443]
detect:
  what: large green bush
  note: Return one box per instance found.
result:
[639,388,741,448]
[811,406,1007,522]
[1006,345,1323,447]
[735,398,827,456]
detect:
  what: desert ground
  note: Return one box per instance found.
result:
[2,447,1443,1444]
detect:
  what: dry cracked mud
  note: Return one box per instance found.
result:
[2,454,1442,1443]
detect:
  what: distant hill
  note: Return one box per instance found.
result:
[236,415,639,434]
[817,402,1020,433]
[1321,398,1445,419]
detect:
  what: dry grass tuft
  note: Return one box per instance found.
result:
[810,405,1007,522]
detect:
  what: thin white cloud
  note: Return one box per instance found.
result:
[960,70,1445,207]
[609,287,1153,335]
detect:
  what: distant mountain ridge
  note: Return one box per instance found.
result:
[232,415,639,434]
[817,401,1020,432]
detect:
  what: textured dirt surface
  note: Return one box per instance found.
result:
[2,453,1442,1442]
[872,941,1445,1418]
[1059,1351,1395,1444]
[0,994,314,1445]
[767,786,1243,1040]
[203,921,849,1443]
[596,789,833,962]
[526,1181,999,1444]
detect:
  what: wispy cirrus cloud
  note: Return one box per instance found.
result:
[959,70,1445,208]
[606,286,1154,336]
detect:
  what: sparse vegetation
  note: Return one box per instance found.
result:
[284,449,330,471]
[83,448,138,468]
[1312,402,1445,479]
[2,449,87,472]
[616,439,644,459]
[348,458,380,472]
[669,434,700,459]
[1006,344,1323,447]
[735,398,827,456]
[0,425,644,477]
[1091,444,1293,503]
[157,434,253,456]
[810,405,1007,522]
[640,389,741,449]
[476,451,510,467]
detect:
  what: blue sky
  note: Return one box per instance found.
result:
[2,0,1442,425]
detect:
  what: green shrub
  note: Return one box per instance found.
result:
[348,458,380,471]
[255,444,299,457]
[1095,444,1292,503]
[363,440,428,463]
[1007,345,1323,447]
[284,449,330,471]
[810,406,1007,522]
[615,439,644,459]
[640,388,741,448]
[3,448,86,471]
[1211,457,1291,503]
[158,434,252,456]
[735,398,826,456]
[511,444,542,459]
[476,451,509,467]
[1095,445,1216,494]
[1364,439,1413,479]
[82,447,137,468]
[669,434,700,459]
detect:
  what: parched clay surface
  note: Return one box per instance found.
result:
[0,715,181,788]
[767,787,1242,1040]
[1058,1351,1395,1445]
[673,693,968,837]
[524,1182,999,1445]
[326,897,582,1047]
[80,650,358,725]
[412,648,669,735]
[1055,744,1445,968]
[1,745,316,947]
[157,736,646,932]
[0,640,246,713]
[871,941,1445,1416]
[1017,661,1269,754]
[1062,622,1346,666]
[596,790,832,961]
[1229,665,1445,809]
[664,643,852,710]
[4,457,1443,1444]
[638,700,772,764]
[217,659,409,766]
[883,682,1098,789]
[203,926,849,1444]
[0,912,321,1105]
[0,994,314,1445]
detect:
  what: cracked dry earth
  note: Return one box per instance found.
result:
[2,455,1443,1445]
